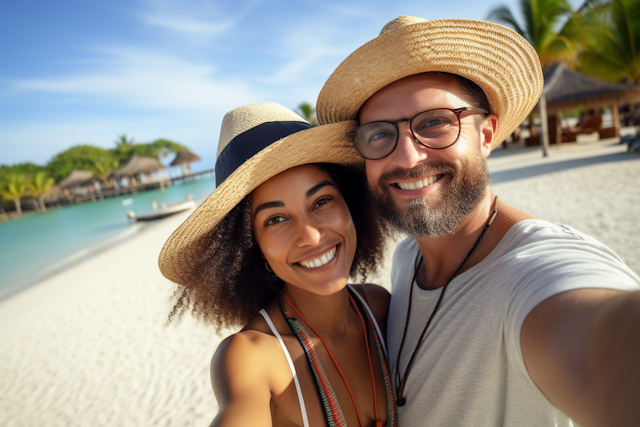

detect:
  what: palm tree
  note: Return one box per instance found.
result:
[93,157,119,189]
[114,134,135,162]
[1,174,29,215]
[297,102,319,126]
[28,171,55,211]
[579,0,640,84]
[486,0,584,67]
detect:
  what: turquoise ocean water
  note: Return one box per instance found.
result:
[0,176,216,299]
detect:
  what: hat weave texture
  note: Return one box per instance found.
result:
[316,17,543,149]
[159,102,359,286]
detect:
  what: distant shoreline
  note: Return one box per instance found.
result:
[0,189,212,303]
[0,222,148,303]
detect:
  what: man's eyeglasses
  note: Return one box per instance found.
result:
[347,107,489,160]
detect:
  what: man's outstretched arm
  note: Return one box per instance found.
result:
[521,288,640,427]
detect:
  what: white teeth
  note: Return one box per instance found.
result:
[299,246,337,269]
[397,175,441,190]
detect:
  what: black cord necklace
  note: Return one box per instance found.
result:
[394,196,499,407]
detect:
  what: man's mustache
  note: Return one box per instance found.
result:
[376,162,457,191]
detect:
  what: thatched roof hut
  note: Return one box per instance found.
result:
[58,170,97,188]
[534,64,640,153]
[170,150,201,176]
[170,150,201,166]
[544,63,640,114]
[114,153,166,178]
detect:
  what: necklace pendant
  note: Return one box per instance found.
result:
[396,397,406,407]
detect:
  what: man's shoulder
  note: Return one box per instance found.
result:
[486,219,638,285]
[495,219,614,258]
[389,237,418,292]
[392,236,420,265]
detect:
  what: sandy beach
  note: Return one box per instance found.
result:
[1,140,639,427]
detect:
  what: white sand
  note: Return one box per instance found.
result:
[1,141,638,426]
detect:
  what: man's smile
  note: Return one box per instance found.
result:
[393,174,445,190]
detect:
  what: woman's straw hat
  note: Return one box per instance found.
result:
[316,16,544,149]
[159,102,359,285]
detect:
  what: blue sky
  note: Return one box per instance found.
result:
[0,0,578,172]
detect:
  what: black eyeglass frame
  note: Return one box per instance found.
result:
[346,107,489,160]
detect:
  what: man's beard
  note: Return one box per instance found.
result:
[370,151,490,238]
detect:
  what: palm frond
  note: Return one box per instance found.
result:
[487,5,527,37]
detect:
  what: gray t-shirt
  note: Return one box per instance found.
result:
[388,219,640,426]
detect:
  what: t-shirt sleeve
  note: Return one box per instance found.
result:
[390,237,418,294]
[502,223,640,386]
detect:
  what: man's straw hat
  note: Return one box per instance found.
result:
[316,16,544,149]
[159,102,359,285]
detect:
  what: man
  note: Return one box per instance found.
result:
[316,16,640,426]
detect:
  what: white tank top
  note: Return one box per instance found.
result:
[259,284,388,427]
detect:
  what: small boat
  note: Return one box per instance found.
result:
[126,194,195,222]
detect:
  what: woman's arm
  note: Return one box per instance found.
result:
[209,332,273,427]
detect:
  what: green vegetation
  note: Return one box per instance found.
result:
[297,102,319,126]
[487,0,640,84]
[0,174,29,215]
[29,172,55,212]
[112,135,192,164]
[486,0,585,67]
[579,0,640,84]
[93,156,120,190]
[0,136,193,214]
[46,145,115,183]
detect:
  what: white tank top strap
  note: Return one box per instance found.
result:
[259,309,310,427]
[347,284,389,358]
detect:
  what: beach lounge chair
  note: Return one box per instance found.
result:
[561,113,602,142]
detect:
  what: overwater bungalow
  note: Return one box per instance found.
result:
[114,153,170,187]
[170,150,201,176]
[58,170,101,199]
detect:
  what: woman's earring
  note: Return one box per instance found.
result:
[265,261,273,273]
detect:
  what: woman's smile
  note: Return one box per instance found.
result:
[251,165,357,295]
[297,244,339,270]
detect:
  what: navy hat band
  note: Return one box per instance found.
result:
[215,121,311,186]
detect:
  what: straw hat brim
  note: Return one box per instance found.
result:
[158,120,360,286]
[316,19,543,150]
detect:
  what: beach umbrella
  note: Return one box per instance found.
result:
[170,150,201,176]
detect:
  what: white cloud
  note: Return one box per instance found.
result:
[252,15,380,104]
[9,47,264,112]
[136,0,260,38]
[141,14,233,36]
[0,0,389,166]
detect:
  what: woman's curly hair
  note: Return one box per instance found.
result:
[167,163,389,331]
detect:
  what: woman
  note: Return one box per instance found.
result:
[159,102,395,427]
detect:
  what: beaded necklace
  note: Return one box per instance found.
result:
[280,287,396,427]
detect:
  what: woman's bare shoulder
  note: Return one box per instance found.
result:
[212,300,284,375]
[212,330,275,382]
[213,306,280,370]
